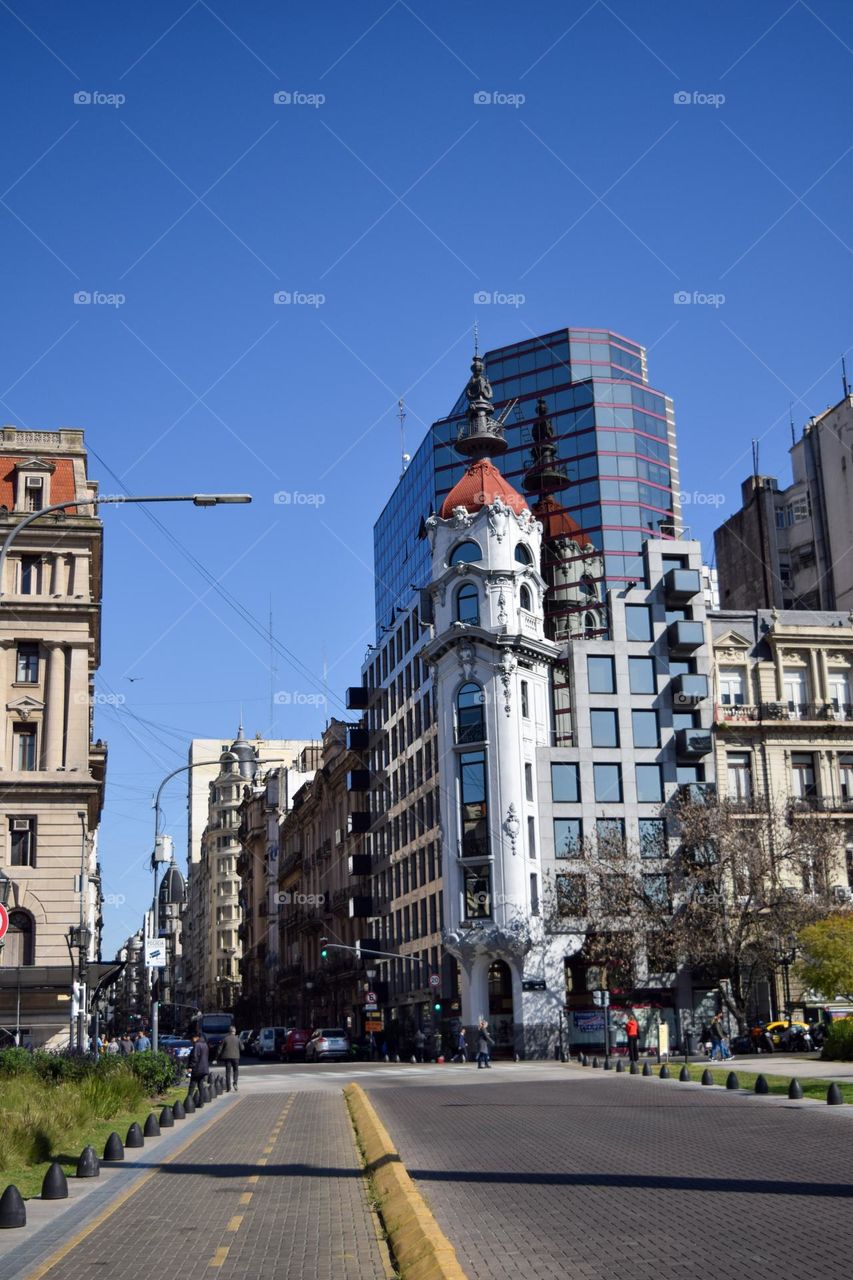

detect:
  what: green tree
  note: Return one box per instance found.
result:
[797,914,853,1000]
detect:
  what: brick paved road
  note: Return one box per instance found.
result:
[369,1071,853,1280]
[7,1093,388,1280]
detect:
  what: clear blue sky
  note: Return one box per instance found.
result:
[0,1,850,955]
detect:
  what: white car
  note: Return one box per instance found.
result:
[305,1028,350,1062]
[255,1026,288,1058]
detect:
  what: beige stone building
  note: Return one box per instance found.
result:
[181,731,315,1015]
[0,426,109,1047]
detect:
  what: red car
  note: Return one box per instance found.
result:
[279,1028,311,1063]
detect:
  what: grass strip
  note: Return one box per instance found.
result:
[663,1062,853,1103]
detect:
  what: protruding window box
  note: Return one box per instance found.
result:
[671,672,709,704]
[346,726,370,751]
[346,686,370,710]
[664,568,701,605]
[348,853,371,877]
[676,728,712,757]
[348,895,373,918]
[667,620,705,653]
[347,811,371,835]
[347,770,371,792]
[678,781,717,805]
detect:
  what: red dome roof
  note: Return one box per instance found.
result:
[534,494,592,548]
[440,459,528,519]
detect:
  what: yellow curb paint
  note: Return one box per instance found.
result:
[239,1192,253,1205]
[209,1246,230,1267]
[22,1098,242,1280]
[257,1157,268,1166]
[226,1215,243,1232]
[263,1145,274,1154]
[247,1175,259,1184]
[345,1083,469,1280]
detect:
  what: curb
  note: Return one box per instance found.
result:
[344,1083,468,1280]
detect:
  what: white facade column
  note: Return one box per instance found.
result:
[42,642,65,769]
[65,642,90,770]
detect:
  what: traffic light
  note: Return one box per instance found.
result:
[320,935,329,962]
[433,1000,441,1013]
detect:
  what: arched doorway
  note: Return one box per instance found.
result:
[4,911,35,966]
[487,959,514,1055]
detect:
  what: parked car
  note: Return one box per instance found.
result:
[161,1037,193,1064]
[255,1026,289,1059]
[305,1028,350,1062]
[238,1029,256,1053]
[279,1028,311,1063]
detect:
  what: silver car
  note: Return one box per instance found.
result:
[306,1028,350,1062]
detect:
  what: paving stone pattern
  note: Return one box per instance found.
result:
[37,1092,388,1280]
[370,1073,853,1280]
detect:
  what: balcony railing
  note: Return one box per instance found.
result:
[788,795,853,813]
[716,702,853,724]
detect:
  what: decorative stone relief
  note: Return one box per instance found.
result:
[451,507,475,529]
[497,650,517,715]
[444,918,532,962]
[457,639,476,680]
[497,587,508,625]
[503,803,521,855]
[488,497,509,543]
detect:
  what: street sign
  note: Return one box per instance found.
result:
[0,904,8,941]
[365,1019,384,1032]
[145,939,166,968]
[428,973,440,987]
[592,988,610,1007]
[365,991,377,1004]
[364,1004,378,1013]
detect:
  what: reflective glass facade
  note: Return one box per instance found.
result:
[373,327,680,634]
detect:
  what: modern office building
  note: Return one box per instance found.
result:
[715,392,853,612]
[374,327,681,636]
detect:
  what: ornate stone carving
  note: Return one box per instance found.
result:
[497,650,517,715]
[443,918,532,962]
[457,638,476,680]
[503,803,520,855]
[488,496,510,543]
[451,506,475,529]
[497,587,508,625]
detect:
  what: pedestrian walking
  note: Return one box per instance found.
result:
[476,1019,494,1069]
[413,1028,426,1062]
[189,1031,210,1087]
[134,1029,151,1052]
[709,1016,725,1061]
[452,1027,468,1062]
[625,1014,640,1063]
[218,1024,240,1092]
[119,1032,134,1056]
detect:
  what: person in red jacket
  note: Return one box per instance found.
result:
[625,1014,640,1063]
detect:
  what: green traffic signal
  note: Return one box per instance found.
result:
[433,1000,441,1012]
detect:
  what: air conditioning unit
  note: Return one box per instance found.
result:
[11,818,31,831]
[832,885,852,903]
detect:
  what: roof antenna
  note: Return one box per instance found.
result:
[843,354,850,399]
[473,319,479,357]
[790,403,796,448]
[398,399,410,475]
[751,437,759,476]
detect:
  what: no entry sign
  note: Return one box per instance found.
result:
[0,904,8,941]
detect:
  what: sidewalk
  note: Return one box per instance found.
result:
[0,1091,391,1280]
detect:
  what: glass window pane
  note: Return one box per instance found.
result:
[551,763,580,803]
[636,764,663,802]
[628,658,656,694]
[554,818,582,858]
[587,656,615,693]
[625,605,652,642]
[631,710,659,747]
[593,763,622,803]
[590,710,619,747]
[639,819,666,858]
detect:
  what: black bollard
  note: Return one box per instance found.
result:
[125,1123,144,1149]
[591,1056,600,1068]
[701,1069,713,1086]
[726,1072,739,1091]
[193,1088,203,1108]
[41,1161,68,1200]
[660,1065,670,1079]
[603,1057,612,1071]
[616,1059,624,1073]
[0,1186,26,1229]
[173,1099,186,1119]
[76,1146,100,1178]
[754,1074,769,1095]
[580,1053,588,1066]
[183,1093,196,1114]
[629,1061,639,1075]
[103,1132,124,1162]
[143,1113,160,1138]
[159,1106,174,1128]
[788,1078,803,1100]
[827,1082,843,1105]
[642,1062,651,1077]
[679,1065,690,1082]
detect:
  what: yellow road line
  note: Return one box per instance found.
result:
[257,1157,268,1166]
[209,1246,230,1268]
[239,1191,253,1205]
[23,1100,241,1280]
[226,1215,243,1232]
[247,1174,259,1184]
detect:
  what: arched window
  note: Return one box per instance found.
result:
[583,612,598,638]
[457,682,486,744]
[579,574,597,598]
[455,582,480,625]
[519,584,532,612]
[449,540,482,566]
[514,543,532,565]
[6,911,34,966]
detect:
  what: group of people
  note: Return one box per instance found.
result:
[92,1030,151,1054]
[699,1017,734,1061]
[188,1024,241,1092]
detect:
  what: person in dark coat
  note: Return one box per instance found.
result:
[476,1020,494,1069]
[189,1032,210,1086]
[218,1025,240,1092]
